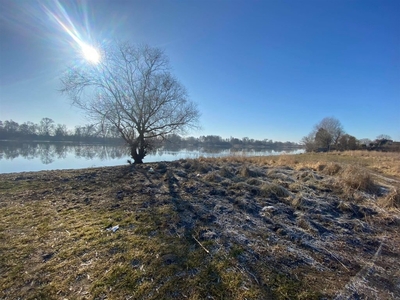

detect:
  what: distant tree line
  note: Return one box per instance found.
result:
[0,118,301,150]
[162,134,300,150]
[0,118,122,143]
[301,117,399,152]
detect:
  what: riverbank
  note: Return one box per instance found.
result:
[1,151,399,299]
[0,140,303,174]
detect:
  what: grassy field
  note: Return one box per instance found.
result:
[0,151,399,299]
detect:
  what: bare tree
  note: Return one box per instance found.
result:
[4,120,19,134]
[54,124,68,137]
[300,133,317,152]
[338,134,358,151]
[314,117,344,148]
[358,138,372,146]
[315,128,332,150]
[60,42,200,163]
[301,117,345,152]
[39,117,55,137]
[376,134,392,140]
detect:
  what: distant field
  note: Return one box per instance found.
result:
[249,150,400,178]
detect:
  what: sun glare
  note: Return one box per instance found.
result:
[41,1,102,65]
[81,44,100,64]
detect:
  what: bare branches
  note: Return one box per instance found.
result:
[60,42,200,163]
[314,117,344,146]
[302,117,346,152]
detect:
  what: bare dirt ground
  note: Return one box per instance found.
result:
[1,153,399,299]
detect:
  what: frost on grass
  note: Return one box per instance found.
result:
[0,155,399,299]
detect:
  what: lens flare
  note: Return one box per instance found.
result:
[41,1,101,64]
[81,44,100,64]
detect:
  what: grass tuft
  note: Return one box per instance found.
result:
[338,165,378,194]
[239,166,253,177]
[379,187,400,209]
[322,162,342,175]
[218,167,235,179]
[260,182,290,198]
[203,171,221,182]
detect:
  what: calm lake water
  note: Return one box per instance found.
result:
[0,142,304,174]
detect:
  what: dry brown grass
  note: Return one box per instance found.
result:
[321,162,342,175]
[203,171,222,182]
[218,167,235,179]
[346,151,400,178]
[208,151,400,200]
[246,151,400,179]
[378,186,400,209]
[1,151,400,299]
[338,165,378,194]
[260,182,291,198]
[0,164,328,299]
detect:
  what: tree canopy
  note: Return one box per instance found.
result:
[60,42,200,163]
[302,117,345,151]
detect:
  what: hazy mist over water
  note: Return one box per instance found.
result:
[0,142,303,174]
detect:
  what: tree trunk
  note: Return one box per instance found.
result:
[130,146,144,164]
[130,135,147,164]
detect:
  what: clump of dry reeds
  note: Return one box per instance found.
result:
[322,162,342,176]
[260,182,290,198]
[184,159,211,173]
[291,194,304,208]
[338,165,378,194]
[378,187,400,209]
[277,155,299,166]
[239,166,260,178]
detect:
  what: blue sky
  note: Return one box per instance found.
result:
[0,0,399,142]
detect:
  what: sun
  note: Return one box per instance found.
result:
[81,44,101,64]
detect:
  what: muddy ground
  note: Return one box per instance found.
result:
[1,157,400,299]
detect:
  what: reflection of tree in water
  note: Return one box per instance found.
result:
[0,142,130,163]
[200,147,230,154]
[97,145,109,160]
[75,145,98,160]
[37,143,55,164]
[54,144,69,159]
[18,143,38,160]
[0,142,300,166]
[73,144,129,160]
[159,150,179,157]
[73,144,83,158]
[101,144,129,160]
[2,146,19,160]
[155,150,164,157]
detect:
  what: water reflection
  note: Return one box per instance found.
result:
[0,142,129,164]
[0,141,303,173]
